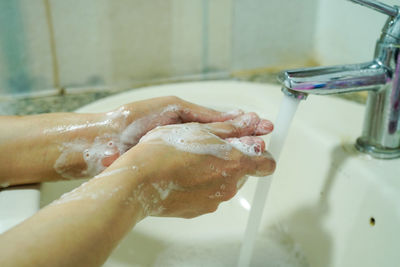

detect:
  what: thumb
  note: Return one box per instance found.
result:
[227,136,276,177]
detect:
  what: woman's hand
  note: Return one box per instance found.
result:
[0,96,245,185]
[104,112,275,219]
[0,112,274,267]
[54,96,245,179]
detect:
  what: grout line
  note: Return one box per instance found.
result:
[0,71,232,100]
[43,0,61,91]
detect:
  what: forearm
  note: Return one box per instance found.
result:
[0,164,144,267]
[0,113,110,185]
[0,96,242,187]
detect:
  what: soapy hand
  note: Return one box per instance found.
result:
[0,108,275,267]
[54,96,244,179]
[107,113,275,218]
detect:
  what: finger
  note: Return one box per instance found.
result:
[226,137,275,177]
[247,151,276,177]
[204,113,273,139]
[226,136,266,154]
[178,100,244,123]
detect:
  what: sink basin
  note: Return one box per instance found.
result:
[5,81,400,266]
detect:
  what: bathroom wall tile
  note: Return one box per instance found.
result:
[107,0,173,83]
[207,0,232,72]
[232,0,319,71]
[315,0,398,65]
[51,0,208,88]
[0,0,54,95]
[168,0,204,76]
[49,0,112,88]
[108,0,204,83]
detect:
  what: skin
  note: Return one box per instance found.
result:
[0,96,249,186]
[0,96,275,267]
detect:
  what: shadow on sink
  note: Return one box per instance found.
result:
[275,143,363,267]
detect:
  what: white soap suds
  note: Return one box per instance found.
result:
[151,181,183,200]
[54,134,124,179]
[131,184,162,216]
[154,225,309,267]
[228,138,261,156]
[83,135,124,175]
[139,124,233,160]
[120,105,179,146]
[53,105,181,178]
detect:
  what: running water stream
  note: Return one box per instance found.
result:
[237,94,303,267]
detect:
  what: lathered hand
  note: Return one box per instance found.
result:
[0,112,275,267]
[0,96,245,185]
[100,113,275,218]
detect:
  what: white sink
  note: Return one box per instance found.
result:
[4,81,400,266]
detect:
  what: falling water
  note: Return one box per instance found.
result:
[237,94,303,267]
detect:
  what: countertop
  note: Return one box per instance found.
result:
[0,72,367,115]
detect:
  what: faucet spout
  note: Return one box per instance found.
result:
[277,61,389,95]
[277,0,400,158]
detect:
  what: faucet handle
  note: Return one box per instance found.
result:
[348,0,398,17]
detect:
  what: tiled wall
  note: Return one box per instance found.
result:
[0,0,320,96]
[0,0,54,94]
[232,0,318,71]
[315,0,399,65]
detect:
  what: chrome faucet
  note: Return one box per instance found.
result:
[278,0,400,159]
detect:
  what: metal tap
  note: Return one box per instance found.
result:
[278,0,400,159]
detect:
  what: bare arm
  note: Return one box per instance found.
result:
[0,114,275,267]
[0,96,244,186]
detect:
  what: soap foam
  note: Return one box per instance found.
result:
[152,181,183,201]
[228,138,261,157]
[140,125,233,160]
[53,105,180,179]
[120,105,179,146]
[131,183,166,216]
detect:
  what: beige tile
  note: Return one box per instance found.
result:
[169,0,203,76]
[315,0,398,65]
[107,0,173,83]
[232,0,319,71]
[108,0,205,83]
[49,0,111,87]
[207,0,232,72]
[0,0,53,94]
